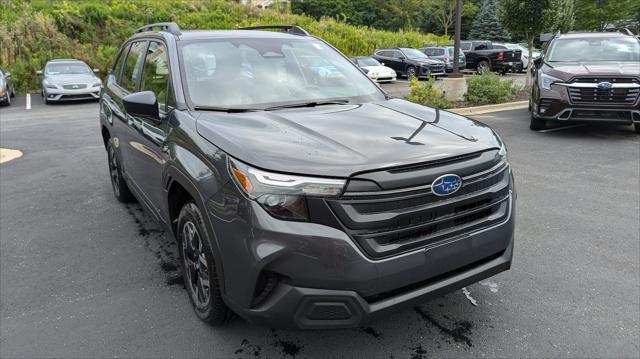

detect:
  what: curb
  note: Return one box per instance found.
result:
[449,101,529,116]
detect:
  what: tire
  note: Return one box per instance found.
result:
[106,139,135,203]
[634,123,640,134]
[178,202,233,326]
[1,92,10,106]
[530,113,547,131]
[10,86,15,97]
[477,60,490,75]
[406,66,417,79]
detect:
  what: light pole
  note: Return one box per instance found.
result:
[450,0,463,78]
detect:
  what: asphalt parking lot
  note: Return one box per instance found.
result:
[1,95,638,358]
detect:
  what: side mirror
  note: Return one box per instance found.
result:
[123,91,159,121]
[533,57,543,68]
[93,68,100,73]
[36,70,43,76]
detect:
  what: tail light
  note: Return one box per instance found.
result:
[443,56,449,62]
[497,52,504,61]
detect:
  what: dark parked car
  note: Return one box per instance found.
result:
[100,23,515,329]
[372,47,446,78]
[420,46,466,73]
[0,67,16,106]
[459,41,522,74]
[530,31,640,132]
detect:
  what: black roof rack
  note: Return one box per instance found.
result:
[134,22,181,36]
[238,25,310,36]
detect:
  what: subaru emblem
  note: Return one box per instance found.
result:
[597,82,612,90]
[431,174,462,196]
[72,85,78,89]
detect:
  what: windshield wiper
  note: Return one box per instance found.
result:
[193,106,259,113]
[264,99,350,111]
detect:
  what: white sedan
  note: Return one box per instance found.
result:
[351,56,397,83]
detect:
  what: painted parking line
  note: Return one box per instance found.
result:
[538,124,585,133]
[26,93,31,110]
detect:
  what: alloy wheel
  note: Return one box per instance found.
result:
[182,221,210,310]
[108,146,120,197]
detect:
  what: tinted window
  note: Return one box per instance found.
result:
[400,48,429,60]
[377,51,391,57]
[547,37,640,62]
[460,42,472,51]
[120,41,147,92]
[140,41,172,112]
[357,57,382,66]
[112,44,130,83]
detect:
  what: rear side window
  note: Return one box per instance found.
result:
[112,44,129,83]
[140,41,173,112]
[120,41,147,92]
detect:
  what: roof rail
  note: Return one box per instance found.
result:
[134,22,181,36]
[238,25,310,36]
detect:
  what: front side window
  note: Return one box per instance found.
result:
[140,41,172,112]
[112,44,130,83]
[45,62,92,75]
[547,37,640,62]
[120,41,147,92]
[400,48,429,60]
[180,38,384,109]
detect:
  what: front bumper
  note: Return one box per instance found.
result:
[535,83,640,123]
[44,86,100,101]
[208,182,515,329]
[445,61,466,72]
[368,73,397,83]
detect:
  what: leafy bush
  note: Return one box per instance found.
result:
[0,0,450,94]
[405,77,452,109]
[464,73,515,105]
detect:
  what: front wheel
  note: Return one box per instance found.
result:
[477,60,490,75]
[406,66,417,79]
[178,202,233,326]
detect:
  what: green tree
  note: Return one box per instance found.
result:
[573,0,636,31]
[499,0,561,86]
[468,0,511,41]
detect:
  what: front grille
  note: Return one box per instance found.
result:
[429,64,445,73]
[567,78,640,105]
[61,94,94,99]
[328,152,511,258]
[62,84,87,90]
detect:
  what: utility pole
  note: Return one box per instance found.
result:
[450,0,463,78]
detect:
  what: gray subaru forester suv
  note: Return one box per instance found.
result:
[99,23,515,329]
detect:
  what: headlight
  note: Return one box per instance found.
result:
[540,72,563,90]
[43,80,57,89]
[228,159,346,221]
[370,72,378,77]
[92,82,101,88]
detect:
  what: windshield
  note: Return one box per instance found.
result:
[357,57,382,67]
[45,63,92,75]
[547,37,640,62]
[400,48,429,60]
[180,38,384,109]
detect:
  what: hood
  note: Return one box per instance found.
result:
[545,62,640,79]
[415,59,443,65]
[361,65,395,73]
[196,99,500,177]
[45,74,98,85]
